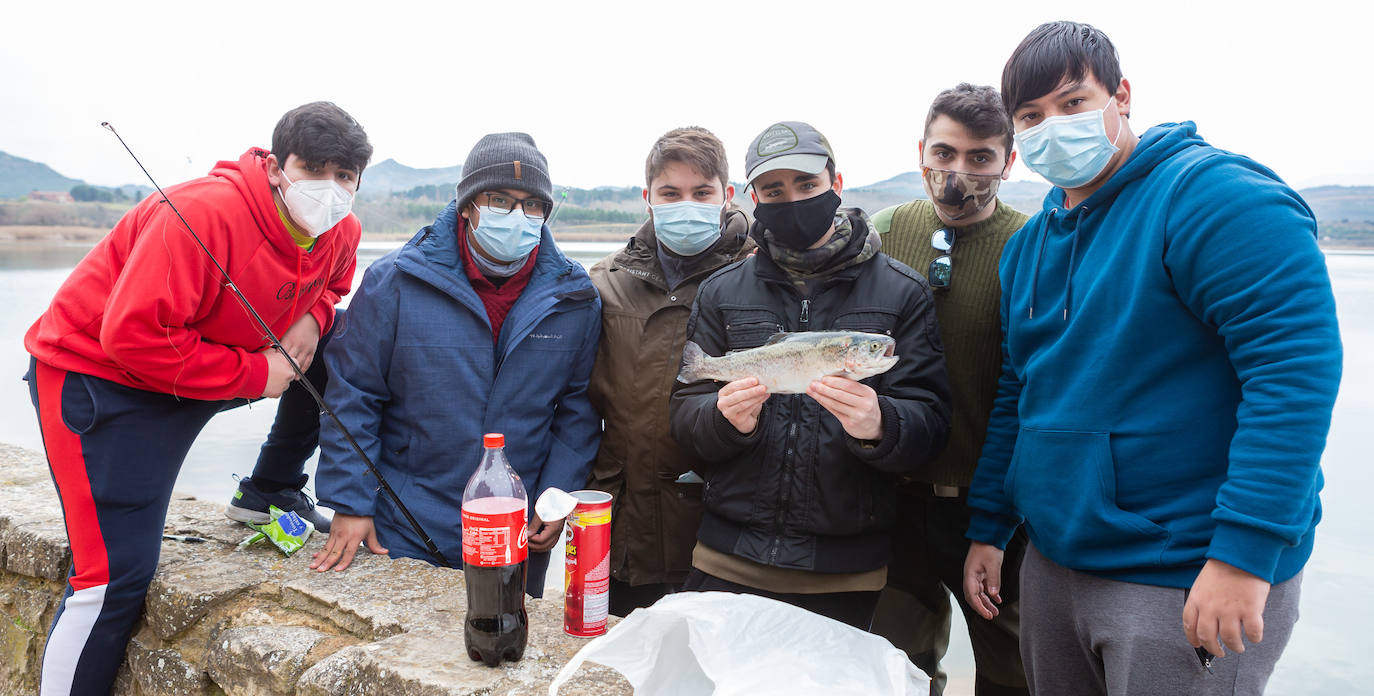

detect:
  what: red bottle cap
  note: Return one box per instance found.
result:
[483,433,504,448]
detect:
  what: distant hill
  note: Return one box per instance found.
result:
[0,151,83,199]
[357,158,464,199]
[3,151,1372,246]
[840,171,1051,216]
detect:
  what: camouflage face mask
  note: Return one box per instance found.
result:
[922,166,1003,221]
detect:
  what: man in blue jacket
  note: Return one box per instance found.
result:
[961,21,1342,695]
[308,133,601,597]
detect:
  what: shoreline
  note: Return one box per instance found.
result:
[2,225,1368,251]
[0,223,639,245]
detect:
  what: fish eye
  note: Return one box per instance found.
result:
[871,342,880,350]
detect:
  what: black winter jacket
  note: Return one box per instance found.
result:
[669,216,951,574]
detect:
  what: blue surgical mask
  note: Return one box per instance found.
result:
[652,200,724,256]
[1014,98,1122,189]
[469,204,541,262]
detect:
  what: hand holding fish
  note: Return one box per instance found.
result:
[718,377,769,434]
[807,375,882,441]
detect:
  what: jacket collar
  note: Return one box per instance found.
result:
[397,201,592,307]
[612,207,753,290]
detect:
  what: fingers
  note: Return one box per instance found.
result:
[1197,611,1224,657]
[1182,602,1200,648]
[808,377,881,441]
[1244,613,1264,645]
[717,378,768,434]
[364,528,389,556]
[527,519,563,552]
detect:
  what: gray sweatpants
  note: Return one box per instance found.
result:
[1020,545,1300,696]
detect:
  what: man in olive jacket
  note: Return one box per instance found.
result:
[587,127,754,617]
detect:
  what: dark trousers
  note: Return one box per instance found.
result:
[608,576,680,618]
[871,486,1029,696]
[681,568,881,630]
[246,313,337,486]
[26,313,340,695]
[29,359,230,694]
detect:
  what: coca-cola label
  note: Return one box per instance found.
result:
[461,498,528,567]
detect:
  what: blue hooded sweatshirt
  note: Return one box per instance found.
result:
[966,122,1342,588]
[316,202,602,595]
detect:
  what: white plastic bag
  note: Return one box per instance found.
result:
[548,591,929,695]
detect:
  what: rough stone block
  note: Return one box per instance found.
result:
[144,550,271,640]
[120,632,213,696]
[1,518,71,582]
[280,556,465,640]
[206,625,329,695]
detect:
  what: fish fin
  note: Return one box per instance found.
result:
[762,331,798,346]
[677,341,707,383]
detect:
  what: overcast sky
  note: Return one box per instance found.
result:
[3,0,1369,192]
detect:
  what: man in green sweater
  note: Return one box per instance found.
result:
[869,83,1030,696]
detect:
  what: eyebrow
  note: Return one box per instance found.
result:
[792,173,821,184]
[1051,80,1087,98]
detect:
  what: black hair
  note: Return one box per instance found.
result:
[1002,21,1122,116]
[925,83,1014,161]
[271,101,373,177]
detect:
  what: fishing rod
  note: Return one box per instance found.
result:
[546,189,569,227]
[101,122,450,569]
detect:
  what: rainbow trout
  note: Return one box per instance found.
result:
[677,331,898,394]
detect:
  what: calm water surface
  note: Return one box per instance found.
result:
[2,240,1369,693]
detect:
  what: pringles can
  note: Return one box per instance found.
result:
[563,490,612,637]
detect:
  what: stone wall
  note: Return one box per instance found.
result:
[0,443,629,695]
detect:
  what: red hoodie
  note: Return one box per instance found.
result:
[25,148,361,401]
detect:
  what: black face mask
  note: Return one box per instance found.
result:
[753,189,842,250]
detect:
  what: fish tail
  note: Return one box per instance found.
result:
[677,340,707,383]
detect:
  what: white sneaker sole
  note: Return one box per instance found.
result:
[224,503,271,525]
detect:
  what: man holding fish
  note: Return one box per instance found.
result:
[670,121,952,629]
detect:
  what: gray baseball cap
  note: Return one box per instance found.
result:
[744,121,836,184]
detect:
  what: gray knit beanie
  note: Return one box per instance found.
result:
[454,132,553,210]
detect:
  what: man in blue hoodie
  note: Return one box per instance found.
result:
[961,21,1342,695]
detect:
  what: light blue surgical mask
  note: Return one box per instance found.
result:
[652,200,724,256]
[469,204,541,262]
[1014,98,1122,189]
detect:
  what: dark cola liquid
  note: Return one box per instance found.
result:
[464,560,528,667]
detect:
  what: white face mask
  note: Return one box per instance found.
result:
[279,168,353,238]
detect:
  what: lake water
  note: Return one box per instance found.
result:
[2,240,1369,694]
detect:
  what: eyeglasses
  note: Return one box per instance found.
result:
[928,227,954,289]
[477,191,551,220]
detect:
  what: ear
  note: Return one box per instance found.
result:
[266,153,283,187]
[724,183,736,204]
[750,189,759,205]
[1115,77,1132,119]
[917,139,925,165]
[1002,150,1018,180]
[831,171,844,196]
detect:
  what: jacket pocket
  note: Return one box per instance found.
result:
[1007,428,1169,571]
[722,308,783,352]
[831,309,899,336]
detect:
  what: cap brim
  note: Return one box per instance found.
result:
[746,153,830,184]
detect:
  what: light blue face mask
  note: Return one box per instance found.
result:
[651,200,724,256]
[469,204,542,262]
[1014,98,1122,189]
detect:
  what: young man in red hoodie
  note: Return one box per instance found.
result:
[23,101,371,696]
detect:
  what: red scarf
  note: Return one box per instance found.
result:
[457,217,538,343]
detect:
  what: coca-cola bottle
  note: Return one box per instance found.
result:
[461,433,529,667]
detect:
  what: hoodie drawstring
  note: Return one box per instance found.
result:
[1064,208,1085,321]
[1026,207,1085,322]
[1028,210,1054,319]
